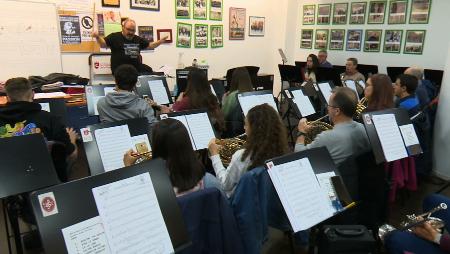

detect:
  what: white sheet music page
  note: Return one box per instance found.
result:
[95,125,134,172]
[238,93,277,116]
[39,103,51,112]
[399,124,420,147]
[92,173,174,254]
[344,80,360,100]
[318,82,333,104]
[103,87,115,95]
[372,114,408,162]
[93,96,104,115]
[170,115,196,149]
[185,112,216,150]
[268,158,335,232]
[62,216,111,254]
[316,172,338,214]
[291,90,315,117]
[148,80,170,105]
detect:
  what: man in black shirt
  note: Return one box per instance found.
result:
[93,18,167,74]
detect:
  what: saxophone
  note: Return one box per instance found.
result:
[215,134,247,167]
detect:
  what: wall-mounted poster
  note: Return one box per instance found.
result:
[102,0,119,8]
[176,23,192,48]
[333,3,348,25]
[210,25,223,48]
[330,29,345,50]
[249,16,265,37]
[229,7,246,40]
[157,29,173,43]
[176,0,191,19]
[210,0,223,21]
[383,30,403,53]
[346,29,363,51]
[130,0,160,11]
[409,0,431,24]
[368,1,386,24]
[404,30,426,54]
[303,5,315,25]
[138,26,154,42]
[388,0,407,24]
[300,29,313,49]
[315,29,329,50]
[194,0,207,20]
[364,30,382,52]
[317,4,331,25]
[195,24,208,48]
[349,2,367,24]
[103,11,121,36]
[60,15,81,44]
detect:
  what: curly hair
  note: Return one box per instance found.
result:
[242,104,289,170]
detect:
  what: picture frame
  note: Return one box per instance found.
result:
[176,23,192,48]
[194,24,208,48]
[209,0,223,21]
[229,7,246,40]
[210,25,223,48]
[346,29,363,51]
[364,29,382,52]
[409,0,432,24]
[329,29,345,51]
[368,1,387,24]
[175,0,191,19]
[314,29,329,50]
[388,0,408,24]
[249,16,265,37]
[317,4,331,25]
[302,5,316,25]
[138,26,154,43]
[157,29,173,43]
[102,0,120,8]
[300,29,313,49]
[349,2,367,24]
[383,30,403,54]
[193,0,207,20]
[332,3,348,25]
[404,30,426,55]
[130,0,160,11]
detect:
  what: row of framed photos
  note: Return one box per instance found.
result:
[300,29,426,54]
[176,0,223,20]
[176,23,223,48]
[303,0,432,25]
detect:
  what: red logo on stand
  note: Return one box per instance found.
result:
[94,61,100,69]
[41,197,56,213]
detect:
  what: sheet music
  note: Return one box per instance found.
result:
[148,80,170,105]
[170,115,196,149]
[291,90,315,117]
[399,124,420,147]
[34,92,67,99]
[92,173,174,254]
[357,80,366,89]
[316,172,338,214]
[62,216,111,254]
[238,93,278,116]
[39,103,50,112]
[317,82,333,104]
[372,114,408,162]
[103,87,115,95]
[131,134,152,153]
[268,158,335,232]
[93,96,104,115]
[95,125,134,171]
[185,113,216,150]
[344,80,360,100]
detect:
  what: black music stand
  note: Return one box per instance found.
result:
[316,67,342,87]
[136,75,173,105]
[34,98,69,126]
[84,84,116,116]
[210,80,226,103]
[424,69,444,88]
[0,134,60,254]
[387,66,408,82]
[30,159,191,254]
[81,118,150,175]
[278,64,303,84]
[333,65,346,75]
[358,64,379,80]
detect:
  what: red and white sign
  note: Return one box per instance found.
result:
[38,192,59,217]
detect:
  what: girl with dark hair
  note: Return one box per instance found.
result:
[208,104,289,197]
[364,73,394,111]
[305,54,319,82]
[222,67,253,120]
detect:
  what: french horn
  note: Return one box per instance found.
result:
[215,134,247,167]
[304,115,333,145]
[354,97,367,120]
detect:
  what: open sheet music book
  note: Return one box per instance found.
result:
[289,89,315,117]
[317,82,333,105]
[237,92,278,116]
[137,76,172,105]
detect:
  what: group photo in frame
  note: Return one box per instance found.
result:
[333,3,348,25]
[346,29,363,51]
[210,25,223,48]
[300,29,313,49]
[130,0,160,11]
[249,16,265,37]
[388,0,408,24]
[157,29,173,43]
[384,30,403,53]
[138,26,154,42]
[364,29,382,52]
[303,5,315,25]
[368,1,386,24]
[229,7,246,40]
[194,24,208,48]
[176,22,192,48]
[409,0,432,24]
[176,0,191,19]
[102,0,120,8]
[315,29,329,50]
[349,2,367,24]
[329,29,345,50]
[404,30,426,54]
[209,0,223,21]
[193,0,207,20]
[317,4,331,25]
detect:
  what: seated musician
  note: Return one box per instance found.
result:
[341,58,366,82]
[295,87,370,165]
[304,54,319,82]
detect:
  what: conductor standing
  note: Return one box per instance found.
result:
[93,18,167,74]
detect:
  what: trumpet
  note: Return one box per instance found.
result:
[378,203,448,241]
[216,134,247,167]
[304,115,333,145]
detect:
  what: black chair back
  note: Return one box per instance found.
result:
[226,66,260,90]
[386,66,408,82]
[357,64,378,80]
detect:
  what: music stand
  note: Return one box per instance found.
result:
[85,84,116,116]
[176,68,208,98]
[237,90,278,117]
[278,64,303,84]
[316,67,342,87]
[424,69,444,88]
[358,64,379,80]
[35,98,69,126]
[387,66,408,82]
[136,75,173,105]
[316,81,336,106]
[0,134,60,254]
[30,159,191,254]
[333,65,346,75]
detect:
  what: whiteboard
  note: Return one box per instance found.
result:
[0,0,62,81]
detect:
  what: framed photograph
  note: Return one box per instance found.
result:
[349,2,367,24]
[388,0,407,24]
[346,29,363,51]
[102,0,120,8]
[130,0,160,11]
[249,16,265,37]
[303,5,316,25]
[194,0,207,20]
[404,30,426,54]
[157,29,173,43]
[409,0,432,24]
[138,26,154,42]
[210,25,223,48]
[209,0,223,21]
[176,23,192,48]
[317,4,331,25]
[364,30,382,52]
[329,29,345,51]
[333,3,348,25]
[175,0,191,19]
[229,7,246,40]
[315,29,329,50]
[383,30,403,53]
[300,29,313,49]
[368,1,386,24]
[194,24,208,48]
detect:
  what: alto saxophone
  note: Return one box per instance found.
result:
[215,134,247,167]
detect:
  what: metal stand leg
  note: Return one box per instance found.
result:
[5,199,23,254]
[2,199,12,254]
